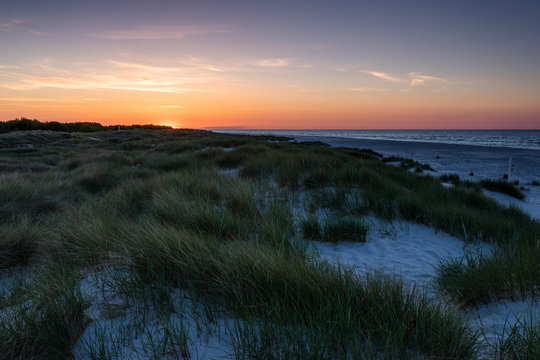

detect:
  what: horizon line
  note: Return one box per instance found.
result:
[203,127,540,131]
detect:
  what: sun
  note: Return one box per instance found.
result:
[160,120,179,129]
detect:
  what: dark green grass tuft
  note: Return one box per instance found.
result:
[0,173,72,221]
[0,219,44,270]
[496,314,540,360]
[480,179,526,199]
[323,216,368,242]
[300,216,323,241]
[0,261,89,359]
[440,173,461,185]
[383,155,435,172]
[437,238,540,306]
[439,174,526,200]
[115,222,479,359]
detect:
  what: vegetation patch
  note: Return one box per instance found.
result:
[323,216,368,242]
[438,173,526,199]
[479,179,526,199]
[383,155,435,172]
[0,121,539,358]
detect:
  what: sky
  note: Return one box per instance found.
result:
[1,0,539,129]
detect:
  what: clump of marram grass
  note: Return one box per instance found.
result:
[107,221,479,359]
[383,155,435,172]
[436,239,540,306]
[438,174,526,199]
[0,259,89,359]
[147,170,281,243]
[494,312,540,360]
[323,216,368,242]
[440,173,461,185]
[0,218,45,270]
[308,186,349,210]
[300,216,323,240]
[480,179,526,199]
[72,267,196,360]
[0,173,71,221]
[53,211,479,358]
[257,199,295,249]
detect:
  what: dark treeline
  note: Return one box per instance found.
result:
[0,118,172,133]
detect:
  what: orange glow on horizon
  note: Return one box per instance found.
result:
[1,62,539,130]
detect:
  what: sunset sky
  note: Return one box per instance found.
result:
[1,0,539,129]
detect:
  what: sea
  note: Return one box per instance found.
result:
[212,129,540,151]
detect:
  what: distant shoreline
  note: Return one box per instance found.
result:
[298,134,540,184]
[214,129,540,184]
[212,129,540,151]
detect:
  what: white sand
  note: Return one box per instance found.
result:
[313,218,493,294]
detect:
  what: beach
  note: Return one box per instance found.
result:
[292,134,540,182]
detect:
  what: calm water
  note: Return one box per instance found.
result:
[213,129,540,151]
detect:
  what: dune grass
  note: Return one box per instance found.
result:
[439,173,525,199]
[301,215,368,242]
[0,126,539,358]
[480,179,526,200]
[0,259,88,359]
[495,312,540,360]
[58,218,478,359]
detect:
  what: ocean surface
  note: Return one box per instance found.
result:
[213,129,540,151]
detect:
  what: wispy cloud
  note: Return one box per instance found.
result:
[0,18,48,35]
[108,60,181,74]
[245,58,313,70]
[349,87,389,92]
[18,76,200,93]
[182,57,224,72]
[362,70,401,82]
[408,72,448,86]
[0,96,72,102]
[0,59,225,93]
[337,65,450,92]
[27,29,50,36]
[0,18,26,31]
[254,58,292,67]
[93,25,230,40]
